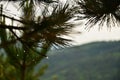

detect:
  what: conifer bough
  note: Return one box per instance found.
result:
[77,0,120,28]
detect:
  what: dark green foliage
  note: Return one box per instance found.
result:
[0,0,76,80]
[38,41,120,80]
[76,0,120,28]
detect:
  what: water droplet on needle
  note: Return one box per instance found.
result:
[46,56,49,59]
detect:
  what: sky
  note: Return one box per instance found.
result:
[70,23,120,45]
[1,1,120,46]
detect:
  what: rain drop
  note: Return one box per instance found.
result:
[46,56,49,59]
[17,54,19,57]
[24,50,26,53]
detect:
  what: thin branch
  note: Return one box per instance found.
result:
[9,29,21,39]
[9,29,48,58]
[0,14,28,24]
[0,24,27,30]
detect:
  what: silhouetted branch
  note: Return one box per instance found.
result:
[76,0,120,28]
[0,14,28,24]
[0,24,27,30]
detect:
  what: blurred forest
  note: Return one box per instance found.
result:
[39,41,120,80]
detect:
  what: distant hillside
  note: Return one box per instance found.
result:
[37,41,120,80]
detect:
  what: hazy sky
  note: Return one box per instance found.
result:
[70,24,120,45]
[1,1,120,46]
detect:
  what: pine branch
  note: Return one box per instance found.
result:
[76,0,120,28]
[0,24,26,30]
[0,14,27,24]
